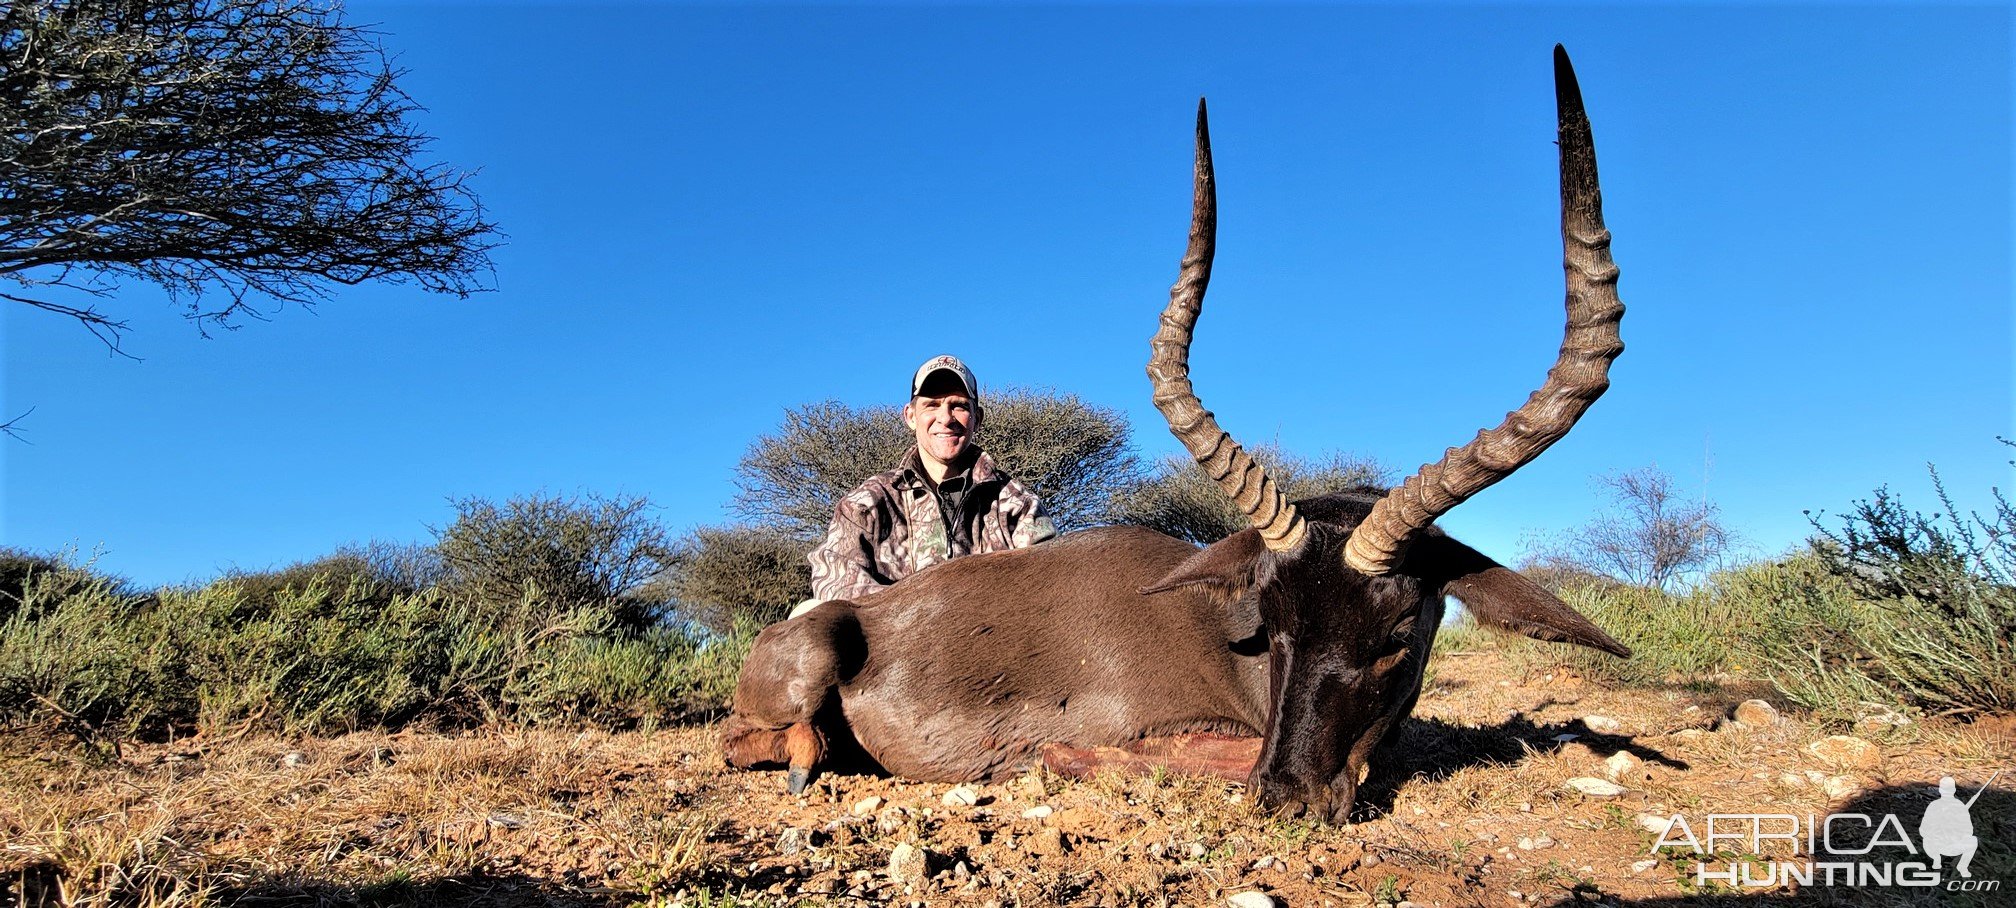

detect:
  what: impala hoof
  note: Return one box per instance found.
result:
[786,766,811,794]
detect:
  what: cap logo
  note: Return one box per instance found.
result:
[911,354,979,400]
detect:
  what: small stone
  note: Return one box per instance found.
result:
[777,827,810,855]
[1673,728,1706,740]
[1583,715,1622,734]
[1631,859,1659,874]
[1603,751,1642,780]
[486,813,524,829]
[1733,699,1780,727]
[1021,805,1053,820]
[1807,735,1883,770]
[1566,777,1626,797]
[282,752,306,768]
[941,784,981,807]
[1517,836,1553,850]
[1637,814,1672,835]
[1780,772,1809,788]
[1824,774,1865,799]
[1227,893,1277,908]
[888,842,931,886]
[1185,842,1208,859]
[953,861,971,881]
[1852,708,1912,737]
[1252,855,1277,870]
[852,796,884,816]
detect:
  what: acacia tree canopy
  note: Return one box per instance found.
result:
[1110,448,1390,545]
[0,0,496,350]
[731,390,1143,537]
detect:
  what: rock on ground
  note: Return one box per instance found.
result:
[1565,777,1626,797]
[1733,699,1780,727]
[1807,735,1883,770]
[887,842,931,887]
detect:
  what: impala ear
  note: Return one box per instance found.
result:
[1416,536,1632,658]
[1142,529,1267,643]
[1142,529,1264,594]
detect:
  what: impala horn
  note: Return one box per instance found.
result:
[1345,45,1626,575]
[1147,99,1308,554]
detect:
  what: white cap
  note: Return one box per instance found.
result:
[909,354,979,400]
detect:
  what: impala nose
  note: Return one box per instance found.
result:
[1251,772,1358,824]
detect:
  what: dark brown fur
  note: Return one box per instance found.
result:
[725,491,1627,820]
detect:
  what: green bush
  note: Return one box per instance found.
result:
[435,492,676,632]
[0,558,756,740]
[173,576,450,734]
[1481,451,2016,727]
[1479,571,1758,686]
[0,547,131,623]
[1754,464,2016,722]
[0,570,171,740]
[663,524,813,633]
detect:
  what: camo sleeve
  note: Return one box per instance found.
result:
[807,491,900,602]
[1008,498,1057,549]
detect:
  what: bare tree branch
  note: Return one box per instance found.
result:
[2,0,498,350]
[1,406,34,442]
[1524,465,1737,590]
[1,290,135,355]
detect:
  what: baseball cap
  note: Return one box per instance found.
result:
[910,354,979,400]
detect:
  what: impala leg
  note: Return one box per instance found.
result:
[784,721,827,794]
[722,605,863,793]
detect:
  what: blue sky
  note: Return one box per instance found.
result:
[3,2,2010,589]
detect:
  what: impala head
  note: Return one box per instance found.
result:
[1142,46,1631,824]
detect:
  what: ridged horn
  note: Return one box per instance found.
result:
[1148,99,1307,554]
[1344,45,1626,575]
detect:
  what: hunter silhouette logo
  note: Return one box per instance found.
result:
[1650,770,2004,891]
[1922,771,1999,878]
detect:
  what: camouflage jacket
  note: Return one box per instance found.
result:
[808,447,1057,602]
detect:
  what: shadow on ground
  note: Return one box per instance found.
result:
[1356,706,1689,819]
[7,868,615,908]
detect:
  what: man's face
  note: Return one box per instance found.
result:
[904,391,979,474]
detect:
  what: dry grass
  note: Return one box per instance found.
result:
[5,653,2012,908]
[2,728,738,907]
